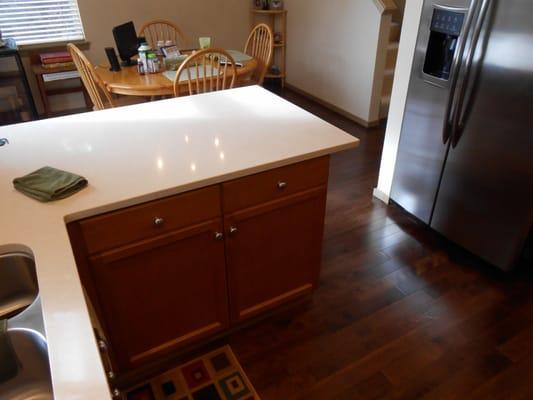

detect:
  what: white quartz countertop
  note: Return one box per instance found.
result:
[0,86,358,399]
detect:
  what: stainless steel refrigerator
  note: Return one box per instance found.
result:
[390,0,533,271]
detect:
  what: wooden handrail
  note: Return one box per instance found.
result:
[372,0,398,15]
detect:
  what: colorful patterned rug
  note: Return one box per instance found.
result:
[126,346,260,400]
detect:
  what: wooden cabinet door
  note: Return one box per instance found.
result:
[225,186,327,324]
[88,219,228,371]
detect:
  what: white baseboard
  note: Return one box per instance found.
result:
[372,187,390,204]
[285,83,380,128]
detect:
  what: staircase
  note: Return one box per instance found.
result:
[379,2,405,119]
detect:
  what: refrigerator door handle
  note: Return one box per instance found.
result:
[450,0,492,148]
[441,1,480,145]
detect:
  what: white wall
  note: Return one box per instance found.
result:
[373,0,424,203]
[285,0,382,124]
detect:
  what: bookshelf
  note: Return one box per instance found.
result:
[251,8,287,87]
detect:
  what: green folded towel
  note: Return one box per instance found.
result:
[13,166,88,202]
[0,319,18,382]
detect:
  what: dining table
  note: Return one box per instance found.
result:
[95,52,258,97]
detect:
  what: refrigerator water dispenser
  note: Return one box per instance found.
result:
[423,8,465,80]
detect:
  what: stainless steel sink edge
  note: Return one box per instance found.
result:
[0,248,54,399]
[8,296,46,338]
[0,249,39,320]
[0,244,35,259]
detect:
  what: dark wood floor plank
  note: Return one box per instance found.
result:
[468,355,533,400]
[335,371,393,400]
[419,295,533,400]
[289,279,505,399]
[420,351,512,400]
[498,323,533,363]
[238,290,436,398]
[381,291,514,399]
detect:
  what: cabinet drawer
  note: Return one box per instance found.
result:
[78,186,221,254]
[222,156,329,213]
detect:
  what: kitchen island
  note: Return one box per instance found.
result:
[0,86,358,399]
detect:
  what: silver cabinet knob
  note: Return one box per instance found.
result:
[98,339,107,352]
[154,217,165,226]
[214,232,224,241]
[111,388,121,398]
[229,226,238,235]
[277,181,288,189]
[107,371,115,380]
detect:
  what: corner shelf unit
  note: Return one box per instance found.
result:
[251,8,287,87]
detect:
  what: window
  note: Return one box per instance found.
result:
[0,0,85,46]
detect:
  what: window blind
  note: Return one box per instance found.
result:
[0,0,85,45]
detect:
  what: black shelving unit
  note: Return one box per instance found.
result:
[0,39,37,126]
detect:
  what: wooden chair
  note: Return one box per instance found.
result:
[68,43,144,111]
[174,49,237,97]
[244,23,274,86]
[67,43,113,110]
[139,19,184,48]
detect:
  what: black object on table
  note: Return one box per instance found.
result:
[112,21,139,66]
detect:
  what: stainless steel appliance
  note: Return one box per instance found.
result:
[391,0,533,271]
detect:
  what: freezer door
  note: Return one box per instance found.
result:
[431,0,533,270]
[390,0,473,223]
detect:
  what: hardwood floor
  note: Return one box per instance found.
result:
[220,86,533,399]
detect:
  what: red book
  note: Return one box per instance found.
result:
[42,56,73,64]
[40,51,71,62]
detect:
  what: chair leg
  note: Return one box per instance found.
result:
[81,81,93,109]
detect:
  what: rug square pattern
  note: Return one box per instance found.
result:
[126,346,260,400]
[219,372,251,400]
[154,370,189,398]
[209,351,232,373]
[181,360,211,390]
[192,384,222,400]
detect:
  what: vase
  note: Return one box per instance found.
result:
[270,0,283,10]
